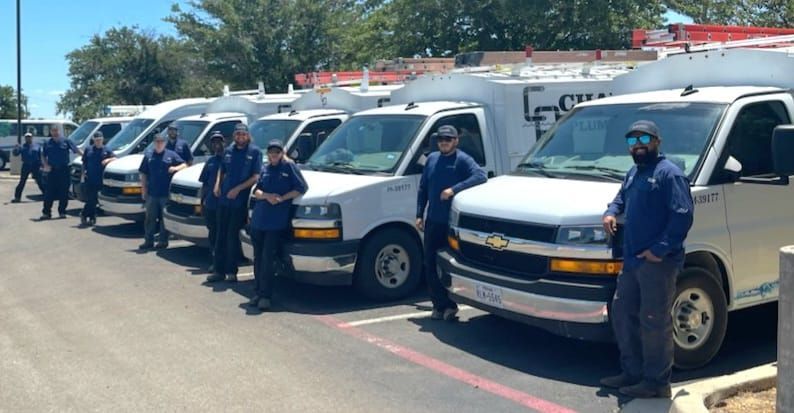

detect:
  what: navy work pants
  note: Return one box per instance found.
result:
[14,164,44,200]
[611,260,679,386]
[42,166,69,216]
[81,184,100,219]
[144,196,169,244]
[423,220,457,311]
[213,204,247,276]
[251,229,285,298]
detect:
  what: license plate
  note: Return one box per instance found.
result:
[474,283,504,308]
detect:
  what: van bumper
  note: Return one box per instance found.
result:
[437,249,614,342]
[283,240,359,286]
[98,194,144,220]
[163,211,208,246]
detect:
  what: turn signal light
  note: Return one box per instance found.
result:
[122,187,142,195]
[293,228,341,240]
[550,259,623,275]
[194,205,202,216]
[447,235,460,251]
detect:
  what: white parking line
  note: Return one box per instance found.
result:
[346,305,474,327]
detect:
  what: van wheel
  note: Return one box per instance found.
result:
[672,267,728,369]
[355,228,422,301]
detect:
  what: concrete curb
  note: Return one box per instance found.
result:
[620,363,777,413]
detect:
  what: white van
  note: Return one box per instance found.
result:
[439,48,794,369]
[67,116,134,199]
[164,85,400,246]
[0,119,78,170]
[100,94,301,221]
[277,66,633,300]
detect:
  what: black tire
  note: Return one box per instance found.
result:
[673,267,728,369]
[354,228,422,301]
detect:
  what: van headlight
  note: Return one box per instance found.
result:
[449,206,460,227]
[556,225,608,245]
[295,203,341,219]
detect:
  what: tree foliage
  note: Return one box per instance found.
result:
[0,86,30,119]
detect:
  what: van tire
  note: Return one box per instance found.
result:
[354,228,422,301]
[672,267,728,369]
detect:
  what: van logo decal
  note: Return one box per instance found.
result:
[485,234,509,250]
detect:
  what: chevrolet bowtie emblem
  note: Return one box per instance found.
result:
[485,234,509,250]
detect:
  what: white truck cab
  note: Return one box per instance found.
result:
[100,94,299,221]
[281,68,632,300]
[439,49,794,369]
[68,116,134,200]
[164,85,400,246]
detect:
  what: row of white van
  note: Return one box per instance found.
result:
[67,48,794,371]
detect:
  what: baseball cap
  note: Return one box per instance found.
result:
[24,132,32,137]
[437,125,459,138]
[234,123,249,133]
[209,131,224,141]
[93,131,104,138]
[167,124,178,131]
[625,120,660,138]
[267,139,284,150]
[153,132,166,141]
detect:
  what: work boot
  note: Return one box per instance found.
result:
[443,307,459,321]
[247,295,261,306]
[226,273,238,282]
[39,214,52,221]
[58,213,67,219]
[206,273,225,283]
[154,242,169,250]
[11,198,20,203]
[430,309,444,320]
[619,381,672,399]
[88,217,96,227]
[138,242,154,251]
[257,297,271,311]
[599,373,640,389]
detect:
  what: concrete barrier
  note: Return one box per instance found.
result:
[780,246,794,413]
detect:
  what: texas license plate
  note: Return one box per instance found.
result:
[474,283,504,308]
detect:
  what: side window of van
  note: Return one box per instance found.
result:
[133,121,172,154]
[99,124,122,144]
[419,114,486,166]
[194,120,240,156]
[723,101,790,179]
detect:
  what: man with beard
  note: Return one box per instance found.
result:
[166,124,194,166]
[600,120,694,399]
[198,131,225,270]
[416,125,487,321]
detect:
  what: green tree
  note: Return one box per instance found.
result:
[57,26,221,122]
[0,85,30,119]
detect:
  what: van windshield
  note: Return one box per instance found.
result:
[306,114,426,174]
[518,102,727,181]
[249,119,301,148]
[144,120,209,151]
[107,118,155,152]
[67,121,99,146]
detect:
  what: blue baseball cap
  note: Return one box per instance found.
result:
[437,125,459,138]
[625,120,660,138]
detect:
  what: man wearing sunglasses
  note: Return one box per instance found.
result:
[600,120,694,399]
[416,125,487,321]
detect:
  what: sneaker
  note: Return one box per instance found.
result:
[154,242,169,250]
[256,297,271,310]
[443,307,459,321]
[619,381,672,399]
[39,214,52,221]
[138,242,154,250]
[226,273,238,282]
[600,373,640,389]
[430,309,444,320]
[205,273,225,283]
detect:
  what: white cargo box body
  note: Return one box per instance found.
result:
[284,67,632,300]
[440,48,794,369]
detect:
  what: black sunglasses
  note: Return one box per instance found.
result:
[437,136,456,142]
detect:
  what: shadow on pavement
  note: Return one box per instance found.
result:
[91,222,143,239]
[406,301,777,391]
[156,244,213,275]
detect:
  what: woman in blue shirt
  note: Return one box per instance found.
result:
[249,139,308,310]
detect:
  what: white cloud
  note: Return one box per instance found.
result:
[28,103,40,109]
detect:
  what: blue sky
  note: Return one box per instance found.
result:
[0,2,692,119]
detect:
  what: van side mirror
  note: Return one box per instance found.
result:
[772,125,794,177]
[723,156,742,181]
[293,132,314,163]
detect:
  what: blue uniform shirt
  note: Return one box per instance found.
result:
[605,154,694,269]
[13,143,41,167]
[138,149,184,198]
[198,154,222,210]
[82,145,114,188]
[417,150,487,225]
[219,143,262,208]
[251,160,308,231]
[42,138,79,168]
[167,138,193,165]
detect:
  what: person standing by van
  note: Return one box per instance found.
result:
[248,139,308,310]
[40,124,82,220]
[207,123,262,283]
[198,131,225,269]
[80,131,116,227]
[11,132,44,203]
[139,132,187,250]
[416,125,487,321]
[166,124,193,166]
[600,120,694,399]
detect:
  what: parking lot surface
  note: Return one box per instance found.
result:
[0,175,778,412]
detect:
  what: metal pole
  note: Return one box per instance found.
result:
[16,0,22,144]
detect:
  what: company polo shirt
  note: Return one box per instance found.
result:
[139,148,185,198]
[218,143,262,208]
[251,160,308,231]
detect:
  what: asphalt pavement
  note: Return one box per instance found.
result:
[0,174,778,412]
